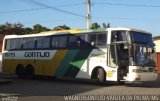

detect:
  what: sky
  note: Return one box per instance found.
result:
[0,0,160,36]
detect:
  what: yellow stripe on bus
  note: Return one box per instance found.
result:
[44,50,68,76]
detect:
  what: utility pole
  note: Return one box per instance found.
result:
[87,0,91,29]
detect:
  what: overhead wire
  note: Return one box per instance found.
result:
[19,0,86,18]
[93,17,160,21]
[93,2,160,8]
[0,3,85,14]
[2,0,160,25]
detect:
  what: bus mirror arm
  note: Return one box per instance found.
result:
[152,48,155,53]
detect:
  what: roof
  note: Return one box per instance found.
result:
[4,28,107,39]
[107,27,151,34]
[153,36,160,40]
[4,27,152,39]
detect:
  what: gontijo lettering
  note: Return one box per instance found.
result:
[24,52,50,57]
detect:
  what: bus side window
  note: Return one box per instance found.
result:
[28,38,35,49]
[52,36,67,49]
[97,34,107,46]
[5,39,23,51]
[69,36,78,48]
[37,37,43,49]
[59,36,67,48]
[88,33,107,47]
[23,38,35,49]
[69,35,87,48]
[43,37,50,49]
[88,34,96,46]
[52,37,59,49]
[111,31,127,42]
[78,35,88,48]
[5,39,11,51]
[11,39,22,50]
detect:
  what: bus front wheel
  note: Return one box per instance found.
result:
[97,68,106,84]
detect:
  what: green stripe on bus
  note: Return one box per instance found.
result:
[64,49,92,78]
[55,50,79,77]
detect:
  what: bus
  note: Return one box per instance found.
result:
[2,28,157,83]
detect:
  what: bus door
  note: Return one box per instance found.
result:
[106,43,118,81]
[107,31,129,81]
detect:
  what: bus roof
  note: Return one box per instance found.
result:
[4,27,151,39]
[4,28,107,39]
[107,27,151,34]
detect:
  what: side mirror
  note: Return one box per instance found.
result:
[152,48,155,53]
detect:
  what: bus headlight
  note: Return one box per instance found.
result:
[132,69,142,73]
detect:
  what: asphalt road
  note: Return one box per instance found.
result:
[0,76,160,101]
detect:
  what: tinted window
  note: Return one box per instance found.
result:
[59,36,67,48]
[52,37,59,48]
[43,37,50,48]
[130,31,153,43]
[23,38,35,49]
[69,36,77,48]
[111,31,127,42]
[52,36,67,49]
[69,35,88,48]
[36,37,43,49]
[5,39,22,50]
[5,39,11,50]
[97,34,106,46]
[88,32,107,47]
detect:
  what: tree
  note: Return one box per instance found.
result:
[0,25,6,34]
[102,23,110,28]
[23,27,33,34]
[106,23,111,28]
[32,24,50,33]
[90,22,101,29]
[53,24,70,30]
[0,22,24,35]
[102,23,107,28]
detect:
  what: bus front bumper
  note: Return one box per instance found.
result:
[125,72,158,82]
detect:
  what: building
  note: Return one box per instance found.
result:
[153,36,160,74]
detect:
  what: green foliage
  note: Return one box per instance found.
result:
[91,22,101,29]
[53,24,70,30]
[23,27,33,34]
[0,25,6,33]
[0,23,51,35]
[0,22,110,35]
[32,24,50,33]
[91,22,110,29]
[0,22,24,35]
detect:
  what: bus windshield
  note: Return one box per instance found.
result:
[130,31,153,43]
[130,44,156,67]
[129,31,156,67]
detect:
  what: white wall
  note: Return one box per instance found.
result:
[154,39,160,52]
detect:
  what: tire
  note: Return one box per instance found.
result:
[97,68,105,84]
[24,65,35,79]
[16,65,25,78]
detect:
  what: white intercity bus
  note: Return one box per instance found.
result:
[2,28,157,83]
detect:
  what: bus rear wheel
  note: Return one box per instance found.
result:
[97,68,106,84]
[24,65,35,79]
[16,64,25,78]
